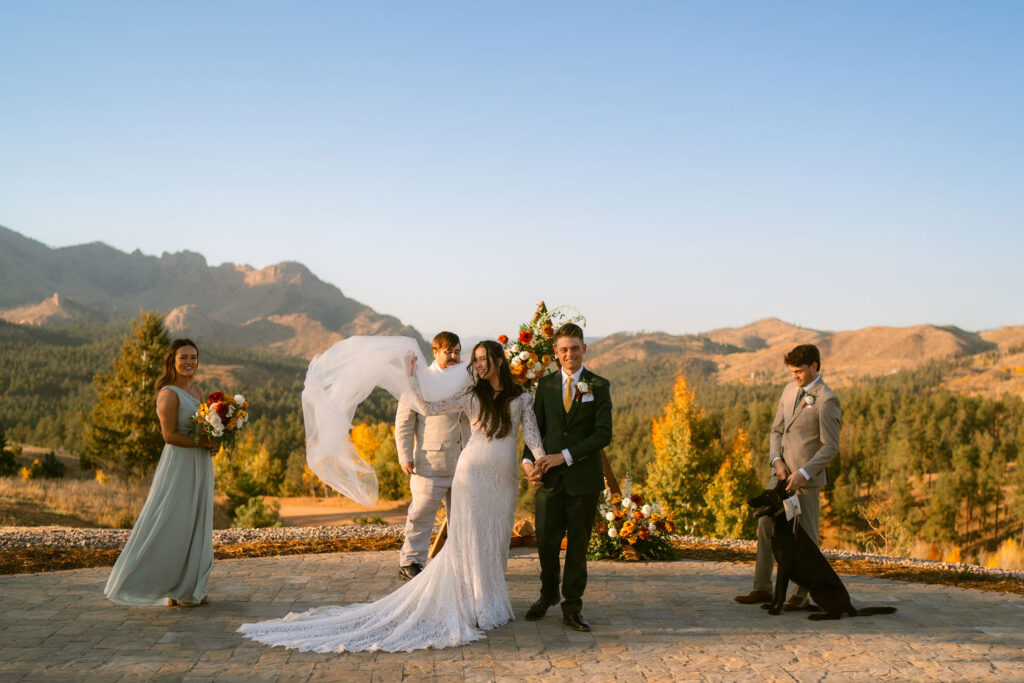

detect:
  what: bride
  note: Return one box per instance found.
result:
[238,338,546,652]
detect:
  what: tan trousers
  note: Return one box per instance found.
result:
[752,486,820,597]
[400,473,452,567]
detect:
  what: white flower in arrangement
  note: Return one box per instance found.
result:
[509,343,520,354]
[625,498,636,509]
[608,528,618,539]
[518,351,530,361]
[526,370,536,379]
[533,362,544,372]
[605,511,615,522]
[234,394,246,405]
[642,504,652,516]
[648,522,657,534]
[547,362,558,373]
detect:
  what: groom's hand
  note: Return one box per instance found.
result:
[401,462,415,475]
[536,453,565,471]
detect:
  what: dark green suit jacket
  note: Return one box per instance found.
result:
[525,368,613,496]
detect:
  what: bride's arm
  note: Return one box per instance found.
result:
[520,395,546,462]
[406,354,470,417]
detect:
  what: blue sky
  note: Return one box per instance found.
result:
[2,2,1022,338]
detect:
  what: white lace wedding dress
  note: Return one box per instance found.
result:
[238,386,546,653]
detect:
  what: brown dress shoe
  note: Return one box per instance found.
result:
[734,590,772,604]
[783,595,811,611]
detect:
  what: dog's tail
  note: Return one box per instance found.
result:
[854,606,897,616]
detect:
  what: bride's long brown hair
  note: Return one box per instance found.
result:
[470,340,523,439]
[156,339,199,394]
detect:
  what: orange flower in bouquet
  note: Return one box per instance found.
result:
[192,391,250,453]
[497,301,586,392]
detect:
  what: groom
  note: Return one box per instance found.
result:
[523,323,612,632]
[735,343,842,609]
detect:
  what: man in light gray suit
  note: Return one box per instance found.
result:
[735,344,842,610]
[394,331,470,580]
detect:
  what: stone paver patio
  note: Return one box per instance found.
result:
[1,547,1022,681]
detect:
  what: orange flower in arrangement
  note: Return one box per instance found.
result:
[589,481,677,561]
[519,330,533,344]
[497,334,508,345]
[542,323,554,338]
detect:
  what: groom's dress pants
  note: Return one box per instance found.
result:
[400,474,452,567]
[753,485,820,595]
[535,477,600,615]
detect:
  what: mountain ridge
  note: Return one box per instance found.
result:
[0,225,425,358]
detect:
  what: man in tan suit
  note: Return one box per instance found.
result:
[735,344,842,610]
[394,331,471,580]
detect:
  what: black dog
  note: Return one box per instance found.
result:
[748,482,897,621]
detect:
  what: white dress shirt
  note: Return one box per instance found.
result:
[771,374,822,481]
[522,367,584,468]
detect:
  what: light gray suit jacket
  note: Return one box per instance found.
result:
[395,398,470,478]
[768,378,841,489]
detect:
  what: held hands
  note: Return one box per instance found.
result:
[523,462,543,488]
[401,461,415,475]
[525,453,566,487]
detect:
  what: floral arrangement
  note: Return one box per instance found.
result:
[588,479,677,561]
[192,391,249,451]
[498,301,586,392]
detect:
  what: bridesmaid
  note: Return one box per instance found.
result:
[105,338,219,607]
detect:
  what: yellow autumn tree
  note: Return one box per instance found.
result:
[705,429,760,539]
[644,375,723,536]
[351,422,409,501]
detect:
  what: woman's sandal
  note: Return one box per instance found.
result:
[168,597,208,607]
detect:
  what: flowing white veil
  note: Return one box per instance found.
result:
[301,336,473,506]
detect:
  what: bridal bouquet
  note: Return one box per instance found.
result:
[192,391,250,451]
[498,301,586,392]
[588,482,677,561]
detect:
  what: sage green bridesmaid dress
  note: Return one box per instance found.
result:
[104,385,215,606]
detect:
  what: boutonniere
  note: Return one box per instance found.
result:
[801,393,817,408]
[575,379,593,399]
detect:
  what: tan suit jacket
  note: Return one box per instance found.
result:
[768,378,841,489]
[395,399,470,478]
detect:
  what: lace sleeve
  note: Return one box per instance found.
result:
[410,375,471,417]
[519,394,546,461]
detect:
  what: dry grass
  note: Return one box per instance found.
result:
[0,477,149,528]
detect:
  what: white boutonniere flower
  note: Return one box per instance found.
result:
[576,380,593,398]
[804,393,817,407]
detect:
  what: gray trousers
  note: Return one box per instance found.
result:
[752,486,821,597]
[400,473,452,567]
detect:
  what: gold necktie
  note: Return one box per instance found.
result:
[563,377,574,413]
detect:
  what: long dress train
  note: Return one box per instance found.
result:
[238,387,545,652]
[105,385,214,606]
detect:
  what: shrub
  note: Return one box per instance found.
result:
[39,451,66,479]
[232,496,282,528]
[353,515,384,525]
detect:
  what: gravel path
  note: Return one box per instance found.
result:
[2,525,1022,582]
[0,524,405,551]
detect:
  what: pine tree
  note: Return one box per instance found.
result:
[83,312,170,480]
[706,429,759,539]
[644,375,722,536]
